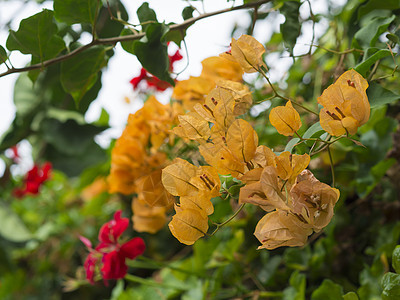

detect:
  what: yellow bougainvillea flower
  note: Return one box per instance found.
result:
[168,205,209,245]
[172,112,211,143]
[318,69,369,136]
[269,101,302,136]
[216,80,253,116]
[132,195,168,234]
[161,158,198,197]
[254,210,313,250]
[172,76,216,110]
[223,34,267,73]
[290,170,340,231]
[274,151,310,183]
[179,190,214,216]
[135,170,174,207]
[200,56,244,82]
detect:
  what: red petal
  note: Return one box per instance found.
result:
[84,253,99,284]
[101,250,127,280]
[79,236,92,249]
[120,237,146,259]
[98,211,129,244]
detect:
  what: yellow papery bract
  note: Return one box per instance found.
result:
[161,158,198,197]
[275,152,310,183]
[169,206,209,245]
[172,112,211,142]
[172,76,216,110]
[135,170,174,207]
[290,170,340,230]
[226,119,259,163]
[253,145,276,168]
[190,166,221,197]
[200,56,244,82]
[217,147,246,177]
[216,80,253,116]
[254,210,312,250]
[259,166,291,211]
[228,34,267,73]
[269,101,301,136]
[318,69,369,136]
[180,191,214,215]
[132,196,168,234]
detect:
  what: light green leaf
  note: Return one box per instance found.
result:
[311,279,343,300]
[367,83,400,108]
[6,9,65,62]
[303,122,324,139]
[392,245,400,273]
[358,0,400,19]
[354,15,395,48]
[54,0,99,25]
[381,272,400,300]
[343,292,359,300]
[354,49,392,77]
[0,204,32,242]
[284,137,300,153]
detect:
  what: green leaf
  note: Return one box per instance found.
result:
[60,46,107,104]
[354,15,395,48]
[182,6,195,20]
[164,24,186,46]
[0,204,32,242]
[13,73,43,117]
[279,1,301,56]
[0,45,7,64]
[302,122,324,139]
[54,0,99,25]
[358,0,400,19]
[283,271,306,300]
[134,23,174,85]
[6,9,65,62]
[137,2,157,31]
[311,279,343,300]
[386,33,399,45]
[354,49,392,77]
[367,83,400,108]
[392,245,400,273]
[285,137,300,153]
[381,272,400,300]
[40,118,106,156]
[343,292,359,300]
[96,0,128,38]
[120,28,137,54]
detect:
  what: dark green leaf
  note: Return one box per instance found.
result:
[6,10,65,62]
[354,49,392,77]
[164,25,186,46]
[279,1,301,56]
[367,82,400,108]
[354,15,395,48]
[54,0,99,25]
[182,6,195,20]
[0,45,7,64]
[311,279,343,300]
[40,118,106,156]
[283,271,306,300]
[96,0,128,38]
[60,46,107,104]
[381,272,400,300]
[0,204,32,242]
[137,2,157,31]
[393,246,400,274]
[386,33,399,45]
[120,28,137,54]
[358,0,400,19]
[134,23,174,85]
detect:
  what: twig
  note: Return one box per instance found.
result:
[0,0,273,78]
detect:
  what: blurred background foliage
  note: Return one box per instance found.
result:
[0,0,399,299]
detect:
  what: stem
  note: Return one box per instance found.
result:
[257,67,319,116]
[124,274,186,290]
[209,203,246,236]
[0,0,273,78]
[327,145,335,187]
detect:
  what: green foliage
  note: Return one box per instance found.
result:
[279,1,301,56]
[6,10,65,63]
[53,0,99,25]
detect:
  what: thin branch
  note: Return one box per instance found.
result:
[0,0,273,79]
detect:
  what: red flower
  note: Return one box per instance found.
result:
[81,210,145,284]
[129,46,183,92]
[13,162,52,198]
